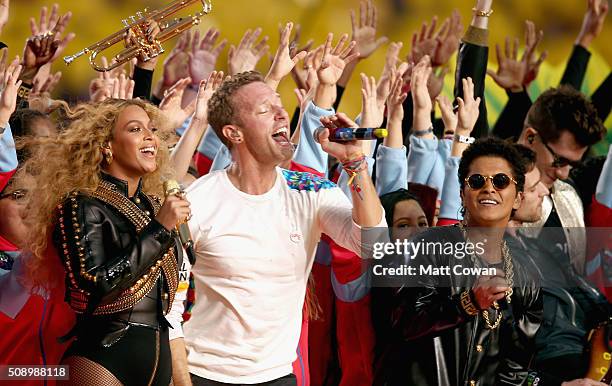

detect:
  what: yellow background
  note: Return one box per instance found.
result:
[4,0,612,153]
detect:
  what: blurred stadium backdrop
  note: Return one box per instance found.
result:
[5,0,611,154]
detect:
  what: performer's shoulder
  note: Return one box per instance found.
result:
[280,168,336,193]
[186,169,226,194]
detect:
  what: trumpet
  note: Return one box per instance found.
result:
[63,0,212,72]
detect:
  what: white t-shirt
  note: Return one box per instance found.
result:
[167,167,384,384]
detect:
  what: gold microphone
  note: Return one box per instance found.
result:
[163,180,195,264]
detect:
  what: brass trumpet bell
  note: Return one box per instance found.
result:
[64,0,212,72]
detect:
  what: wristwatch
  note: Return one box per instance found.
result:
[454,134,475,144]
[413,125,433,136]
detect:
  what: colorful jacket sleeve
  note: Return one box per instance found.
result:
[439,156,463,222]
[375,145,408,195]
[406,134,439,185]
[293,101,335,175]
[0,124,17,193]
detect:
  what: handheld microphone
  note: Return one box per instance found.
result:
[163,179,196,265]
[313,127,388,143]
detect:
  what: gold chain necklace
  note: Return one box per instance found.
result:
[459,223,514,330]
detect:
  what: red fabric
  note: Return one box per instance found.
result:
[194,152,213,177]
[308,262,338,386]
[437,218,460,226]
[585,196,612,301]
[0,246,75,386]
[0,234,18,252]
[335,295,375,386]
[292,316,310,386]
[327,237,364,284]
[0,169,15,193]
[325,237,376,386]
[289,161,324,177]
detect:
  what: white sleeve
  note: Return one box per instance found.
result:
[316,186,386,258]
[167,253,191,341]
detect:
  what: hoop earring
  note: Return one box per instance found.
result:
[104,151,113,165]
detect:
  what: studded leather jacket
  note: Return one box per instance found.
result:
[53,173,181,346]
[377,226,542,386]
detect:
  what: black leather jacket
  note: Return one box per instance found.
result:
[377,226,542,386]
[53,173,181,346]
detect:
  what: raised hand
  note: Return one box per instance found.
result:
[522,20,547,86]
[160,31,191,90]
[436,94,458,135]
[350,0,388,60]
[159,77,193,130]
[28,3,75,63]
[228,28,269,75]
[456,77,481,134]
[266,22,308,91]
[110,74,135,100]
[30,67,62,113]
[432,10,463,67]
[487,37,526,92]
[22,33,59,79]
[188,28,227,86]
[386,71,408,127]
[360,73,384,128]
[409,17,439,64]
[0,0,8,36]
[317,33,359,86]
[376,42,403,109]
[193,70,224,124]
[576,0,609,48]
[89,57,119,102]
[384,71,408,148]
[286,24,314,90]
[410,56,433,113]
[0,57,23,126]
[427,66,449,102]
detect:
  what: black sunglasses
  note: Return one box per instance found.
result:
[0,189,26,200]
[464,173,517,190]
[539,138,582,169]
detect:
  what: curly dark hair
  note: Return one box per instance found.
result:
[525,85,605,147]
[458,137,527,193]
[207,71,265,148]
[513,144,537,173]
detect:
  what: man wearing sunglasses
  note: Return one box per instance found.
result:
[391,138,542,385]
[517,86,605,273]
[516,87,610,385]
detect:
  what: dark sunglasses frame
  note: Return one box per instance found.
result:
[539,139,582,169]
[464,173,518,190]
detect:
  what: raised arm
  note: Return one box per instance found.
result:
[265,22,307,92]
[561,0,608,89]
[376,71,408,195]
[170,71,224,181]
[454,0,492,138]
[0,57,21,191]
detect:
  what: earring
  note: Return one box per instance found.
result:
[104,150,113,165]
[528,136,534,144]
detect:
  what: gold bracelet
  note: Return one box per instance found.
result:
[472,7,494,17]
[460,290,479,316]
[17,84,32,100]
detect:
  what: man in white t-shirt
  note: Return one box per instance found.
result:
[168,69,385,386]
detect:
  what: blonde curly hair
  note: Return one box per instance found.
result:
[14,98,174,288]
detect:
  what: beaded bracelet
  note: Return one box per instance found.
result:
[342,155,367,200]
